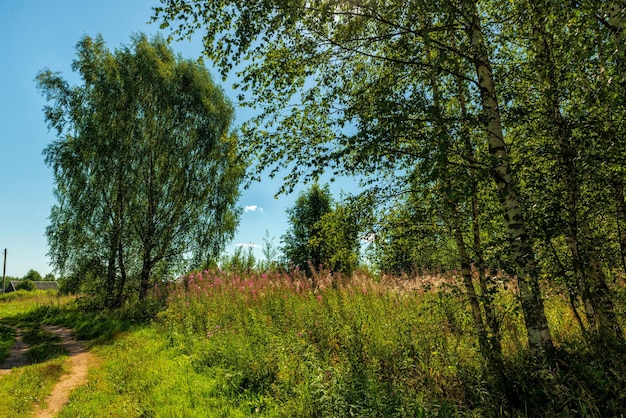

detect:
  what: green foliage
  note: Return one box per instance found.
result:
[153,0,626,349]
[220,245,257,273]
[372,205,459,276]
[259,230,281,272]
[156,269,626,417]
[282,183,333,273]
[22,269,42,282]
[311,204,360,276]
[15,279,36,292]
[37,33,245,307]
[282,184,360,276]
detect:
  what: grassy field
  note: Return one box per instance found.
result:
[0,272,624,417]
[0,291,70,417]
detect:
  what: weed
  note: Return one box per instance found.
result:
[0,325,16,361]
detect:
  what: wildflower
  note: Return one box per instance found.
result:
[316,294,323,303]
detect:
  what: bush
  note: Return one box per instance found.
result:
[16,279,36,292]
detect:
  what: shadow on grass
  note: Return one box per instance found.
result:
[0,296,163,369]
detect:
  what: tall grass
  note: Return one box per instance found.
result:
[156,268,626,417]
[157,269,495,416]
[0,275,623,416]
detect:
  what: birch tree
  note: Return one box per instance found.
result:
[38,34,244,307]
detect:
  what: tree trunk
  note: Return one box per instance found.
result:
[465,0,553,350]
[105,217,121,308]
[456,69,503,356]
[451,217,503,367]
[614,180,626,273]
[114,240,127,308]
[105,245,117,308]
[139,257,151,301]
[581,220,624,339]
[529,0,622,340]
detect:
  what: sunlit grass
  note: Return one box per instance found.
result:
[58,327,256,417]
[0,273,623,416]
[0,358,67,417]
[155,268,625,417]
[0,325,15,362]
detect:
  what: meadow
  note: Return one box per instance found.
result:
[0,271,624,417]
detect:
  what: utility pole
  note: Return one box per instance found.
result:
[2,249,6,295]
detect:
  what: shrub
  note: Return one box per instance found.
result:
[16,279,36,292]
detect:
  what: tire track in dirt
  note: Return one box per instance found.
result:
[0,325,95,417]
[34,325,95,418]
[0,327,30,374]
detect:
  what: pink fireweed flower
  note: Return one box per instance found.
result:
[316,294,323,303]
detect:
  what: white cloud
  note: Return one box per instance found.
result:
[236,243,262,249]
[244,205,264,213]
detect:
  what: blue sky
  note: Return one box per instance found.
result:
[0,0,358,278]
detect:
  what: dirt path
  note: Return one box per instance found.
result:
[0,327,30,374]
[34,325,95,417]
[0,325,95,417]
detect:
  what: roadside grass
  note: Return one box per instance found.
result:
[0,291,74,416]
[0,358,67,418]
[0,290,67,322]
[0,325,15,362]
[58,327,255,418]
[0,273,624,417]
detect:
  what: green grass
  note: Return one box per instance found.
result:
[58,327,257,417]
[0,325,16,362]
[0,358,67,417]
[0,274,624,417]
[0,291,74,416]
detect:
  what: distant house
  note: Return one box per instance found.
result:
[5,281,59,293]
